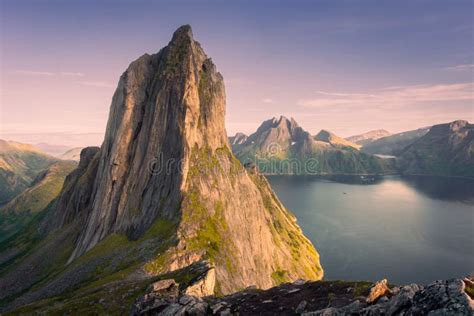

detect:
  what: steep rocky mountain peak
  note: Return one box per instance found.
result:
[29,25,323,298]
[244,116,312,151]
[57,24,230,260]
[229,132,248,146]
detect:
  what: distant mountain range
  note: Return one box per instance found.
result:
[346,129,391,146]
[0,160,77,242]
[356,127,431,156]
[33,143,73,157]
[59,147,83,161]
[0,140,58,205]
[231,118,473,177]
[397,120,473,176]
[33,144,84,161]
[0,139,78,242]
[0,132,102,148]
[231,116,395,175]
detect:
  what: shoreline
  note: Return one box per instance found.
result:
[263,173,474,180]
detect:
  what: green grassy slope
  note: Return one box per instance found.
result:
[0,139,58,204]
[0,161,77,243]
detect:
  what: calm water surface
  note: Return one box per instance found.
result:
[267,175,474,285]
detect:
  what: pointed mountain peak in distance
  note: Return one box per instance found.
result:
[314,129,333,142]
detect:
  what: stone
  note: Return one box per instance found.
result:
[390,286,400,295]
[220,309,231,316]
[294,279,307,286]
[378,296,389,303]
[160,304,185,316]
[210,302,228,314]
[366,279,391,303]
[151,279,179,293]
[405,279,473,315]
[178,295,194,305]
[288,288,301,294]
[386,283,422,315]
[186,301,208,315]
[303,301,360,316]
[295,300,307,313]
[184,267,216,297]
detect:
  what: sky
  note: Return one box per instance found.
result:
[1,0,473,146]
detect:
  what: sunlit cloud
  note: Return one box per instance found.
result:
[262,98,274,103]
[444,64,474,71]
[298,82,474,109]
[78,81,115,88]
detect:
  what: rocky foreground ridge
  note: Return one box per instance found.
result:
[131,274,474,315]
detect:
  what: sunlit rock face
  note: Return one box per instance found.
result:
[50,25,322,294]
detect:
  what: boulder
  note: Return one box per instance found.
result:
[366,279,391,304]
[185,267,216,297]
[151,279,179,294]
[386,283,422,315]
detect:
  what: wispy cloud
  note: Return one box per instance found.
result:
[60,72,85,77]
[262,98,274,103]
[78,81,115,88]
[15,70,55,76]
[15,70,85,77]
[315,91,377,98]
[444,64,474,71]
[299,83,474,109]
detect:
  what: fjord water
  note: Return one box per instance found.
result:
[267,175,474,285]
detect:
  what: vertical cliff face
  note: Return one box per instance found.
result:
[68,26,228,259]
[49,25,322,293]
